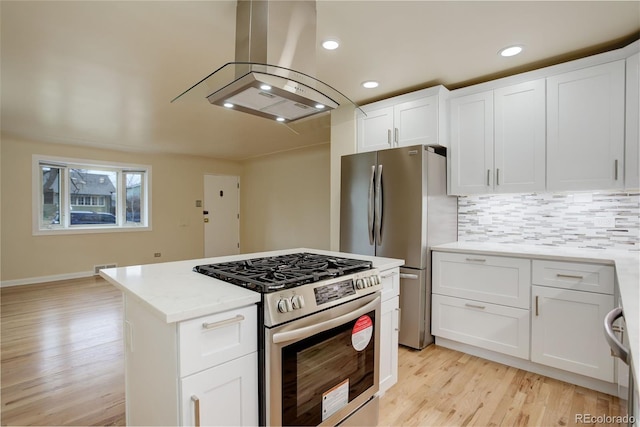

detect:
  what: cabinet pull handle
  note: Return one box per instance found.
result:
[487,169,491,186]
[191,395,201,427]
[465,303,486,310]
[387,129,392,146]
[496,168,500,186]
[202,314,245,330]
[556,274,584,280]
[535,296,539,316]
[394,128,399,145]
[614,159,619,180]
[465,257,486,262]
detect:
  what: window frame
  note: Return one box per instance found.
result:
[32,155,152,235]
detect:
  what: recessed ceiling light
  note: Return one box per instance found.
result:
[315,104,325,109]
[223,102,234,108]
[499,45,523,57]
[276,117,286,122]
[260,84,272,91]
[322,39,340,50]
[362,81,379,89]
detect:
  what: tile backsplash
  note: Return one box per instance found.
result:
[457,192,640,251]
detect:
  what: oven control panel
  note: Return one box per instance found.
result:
[264,269,381,327]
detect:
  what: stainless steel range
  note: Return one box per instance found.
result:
[194,252,382,426]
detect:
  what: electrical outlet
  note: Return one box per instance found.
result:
[154,252,162,257]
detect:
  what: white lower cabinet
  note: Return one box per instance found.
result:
[531,285,615,382]
[432,294,530,359]
[181,352,259,427]
[379,295,399,394]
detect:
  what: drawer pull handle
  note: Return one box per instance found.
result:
[465,303,486,310]
[381,271,398,279]
[535,296,539,316]
[191,395,201,427]
[465,258,486,262]
[556,274,584,280]
[202,315,245,330]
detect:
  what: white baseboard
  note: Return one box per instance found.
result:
[1,270,95,288]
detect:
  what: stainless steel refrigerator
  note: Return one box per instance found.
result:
[340,145,457,349]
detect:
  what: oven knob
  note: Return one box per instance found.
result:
[277,298,292,313]
[291,295,305,309]
[355,278,365,289]
[373,275,381,285]
[364,277,371,287]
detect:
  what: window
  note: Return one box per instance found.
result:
[34,156,151,234]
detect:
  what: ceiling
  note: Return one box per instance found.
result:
[2,1,638,160]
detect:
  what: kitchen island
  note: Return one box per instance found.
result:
[100,247,404,426]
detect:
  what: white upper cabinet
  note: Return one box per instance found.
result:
[546,60,626,191]
[357,106,394,152]
[449,91,494,194]
[449,80,546,195]
[626,52,639,190]
[494,80,546,193]
[357,86,449,153]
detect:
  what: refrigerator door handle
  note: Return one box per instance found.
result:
[375,164,383,245]
[367,165,375,245]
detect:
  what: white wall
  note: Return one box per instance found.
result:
[240,143,331,253]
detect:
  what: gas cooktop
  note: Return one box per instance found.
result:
[193,252,373,293]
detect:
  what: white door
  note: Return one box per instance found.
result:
[204,175,240,257]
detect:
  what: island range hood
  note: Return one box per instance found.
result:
[172,0,358,123]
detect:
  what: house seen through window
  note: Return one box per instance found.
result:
[36,157,150,233]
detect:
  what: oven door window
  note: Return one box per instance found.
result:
[281,310,376,426]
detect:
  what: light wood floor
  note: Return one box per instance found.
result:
[1,277,626,426]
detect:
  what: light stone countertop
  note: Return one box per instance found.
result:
[432,241,640,387]
[99,247,404,324]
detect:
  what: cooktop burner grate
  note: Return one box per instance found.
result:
[193,252,373,292]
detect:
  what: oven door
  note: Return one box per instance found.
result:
[266,293,380,427]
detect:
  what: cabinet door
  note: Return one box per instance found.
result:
[547,60,625,191]
[449,91,494,195]
[379,296,399,395]
[394,95,439,147]
[181,352,259,426]
[626,52,639,189]
[357,106,394,152]
[494,79,546,193]
[531,285,614,382]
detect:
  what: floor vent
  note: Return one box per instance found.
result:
[94,264,118,275]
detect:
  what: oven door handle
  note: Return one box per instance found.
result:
[272,296,380,345]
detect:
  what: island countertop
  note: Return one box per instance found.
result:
[432,241,640,388]
[99,247,404,324]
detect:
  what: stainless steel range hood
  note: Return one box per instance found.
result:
[172,0,358,123]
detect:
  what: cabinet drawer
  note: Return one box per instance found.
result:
[379,268,400,301]
[179,305,257,377]
[532,260,614,294]
[432,251,531,308]
[432,294,530,359]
